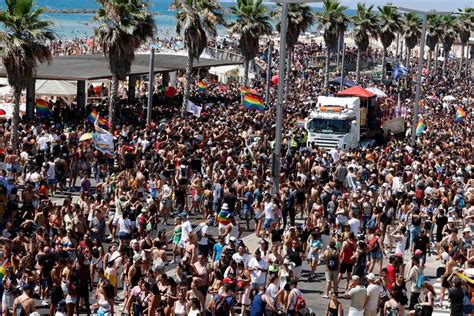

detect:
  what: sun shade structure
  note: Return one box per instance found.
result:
[337,86,376,98]
[0,54,243,81]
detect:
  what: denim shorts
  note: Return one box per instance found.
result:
[263,218,273,229]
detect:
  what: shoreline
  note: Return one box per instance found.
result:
[45,8,163,15]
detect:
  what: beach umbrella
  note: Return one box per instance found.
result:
[86,38,94,46]
[165,86,177,97]
[79,133,93,141]
[0,109,6,115]
[271,75,279,85]
[443,95,456,101]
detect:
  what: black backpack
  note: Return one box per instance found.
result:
[327,251,338,271]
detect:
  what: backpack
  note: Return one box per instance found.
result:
[387,306,399,316]
[194,223,204,241]
[463,290,474,314]
[293,290,306,312]
[327,251,338,271]
[14,298,29,316]
[213,295,231,315]
[380,212,388,225]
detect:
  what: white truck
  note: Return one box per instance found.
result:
[305,96,361,151]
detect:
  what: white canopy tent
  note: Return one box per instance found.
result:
[35,80,77,104]
[366,87,388,98]
[209,65,242,84]
[0,101,26,119]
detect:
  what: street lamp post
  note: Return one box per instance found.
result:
[271,0,323,195]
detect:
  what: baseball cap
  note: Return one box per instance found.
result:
[367,273,376,281]
[223,277,234,284]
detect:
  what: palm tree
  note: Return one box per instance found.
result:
[274,3,314,94]
[426,15,442,73]
[439,15,458,76]
[352,3,378,82]
[377,5,402,80]
[229,0,272,85]
[172,0,225,112]
[315,0,348,88]
[95,0,155,130]
[458,8,473,74]
[402,12,422,67]
[0,0,55,148]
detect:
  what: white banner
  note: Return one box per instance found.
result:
[93,132,114,155]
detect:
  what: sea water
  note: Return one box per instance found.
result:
[0,0,355,40]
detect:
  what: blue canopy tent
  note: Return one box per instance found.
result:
[328,76,357,88]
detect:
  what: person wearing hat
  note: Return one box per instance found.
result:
[54,300,67,316]
[365,273,381,316]
[411,229,431,269]
[344,275,367,316]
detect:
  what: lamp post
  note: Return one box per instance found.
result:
[271,0,323,195]
[391,7,452,147]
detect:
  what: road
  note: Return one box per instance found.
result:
[29,189,450,315]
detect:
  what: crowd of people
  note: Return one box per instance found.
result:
[0,34,470,316]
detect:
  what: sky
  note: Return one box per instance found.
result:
[261,0,472,11]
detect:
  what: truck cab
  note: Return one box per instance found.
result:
[305,96,360,151]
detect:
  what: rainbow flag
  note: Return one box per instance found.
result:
[415,120,426,135]
[296,118,305,128]
[240,87,257,95]
[87,109,110,130]
[197,81,206,93]
[418,99,425,114]
[434,161,443,173]
[243,93,265,112]
[456,106,466,122]
[36,99,52,117]
[217,209,232,225]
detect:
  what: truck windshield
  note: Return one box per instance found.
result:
[307,118,351,134]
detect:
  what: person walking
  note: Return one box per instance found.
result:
[364,273,380,316]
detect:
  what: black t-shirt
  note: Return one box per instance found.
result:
[413,235,430,255]
[287,248,303,267]
[448,287,464,314]
[175,187,186,203]
[123,153,135,169]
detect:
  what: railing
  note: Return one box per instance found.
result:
[204,47,245,63]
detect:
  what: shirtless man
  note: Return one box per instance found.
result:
[50,258,65,315]
[12,284,36,315]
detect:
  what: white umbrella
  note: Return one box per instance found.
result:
[442,95,456,101]
[366,87,387,97]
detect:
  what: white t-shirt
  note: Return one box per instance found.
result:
[47,161,56,180]
[197,224,208,246]
[232,252,251,267]
[266,283,279,305]
[347,218,361,234]
[264,202,275,220]
[181,220,192,242]
[366,284,381,310]
[248,257,268,285]
[118,218,132,233]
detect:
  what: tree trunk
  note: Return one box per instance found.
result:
[427,49,432,74]
[381,48,387,81]
[10,89,21,149]
[183,53,194,115]
[325,47,330,89]
[109,74,119,131]
[443,49,448,77]
[406,49,411,69]
[460,43,465,75]
[285,48,292,96]
[356,48,361,83]
[243,58,249,86]
[434,44,439,73]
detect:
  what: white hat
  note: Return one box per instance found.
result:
[367,273,376,281]
[222,203,229,210]
[283,258,295,266]
[463,227,471,234]
[229,236,237,242]
[448,217,454,223]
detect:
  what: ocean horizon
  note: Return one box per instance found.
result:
[0,0,357,40]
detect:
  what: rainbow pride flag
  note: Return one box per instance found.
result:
[435,161,443,173]
[296,118,305,128]
[415,120,426,135]
[418,99,425,114]
[197,81,206,93]
[36,99,52,117]
[240,87,257,95]
[87,109,110,130]
[243,93,265,112]
[217,209,232,225]
[456,106,466,122]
